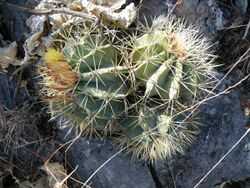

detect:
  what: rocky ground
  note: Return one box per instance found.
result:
[0,0,250,188]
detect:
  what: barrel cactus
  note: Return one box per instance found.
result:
[116,16,215,161]
[117,107,198,161]
[40,25,130,135]
[127,16,215,103]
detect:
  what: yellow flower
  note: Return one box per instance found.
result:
[44,49,65,65]
[43,49,78,91]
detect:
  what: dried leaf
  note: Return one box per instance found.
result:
[69,1,85,11]
[18,180,34,188]
[40,162,67,188]
[25,16,47,56]
[89,0,126,10]
[49,14,78,30]
[77,0,137,28]
[25,30,45,56]
[15,163,67,188]
[0,42,22,70]
[240,99,250,116]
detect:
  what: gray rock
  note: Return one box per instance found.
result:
[1,0,39,43]
[155,90,249,188]
[0,108,62,178]
[0,71,29,109]
[58,131,156,188]
[139,0,168,24]
[0,73,14,109]
[166,0,222,39]
[139,0,225,40]
[235,0,248,14]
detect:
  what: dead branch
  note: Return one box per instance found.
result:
[0,0,96,21]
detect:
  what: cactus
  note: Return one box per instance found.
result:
[117,107,198,162]
[115,16,215,162]
[40,25,130,135]
[39,16,215,162]
[128,16,215,103]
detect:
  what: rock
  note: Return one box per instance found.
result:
[139,0,227,40]
[139,0,168,24]
[58,131,156,188]
[154,89,250,188]
[168,0,223,39]
[235,0,248,14]
[0,109,62,178]
[0,71,29,109]
[1,0,30,55]
[1,0,39,41]
[0,73,15,109]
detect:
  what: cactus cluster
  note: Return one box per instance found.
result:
[40,16,215,162]
[113,17,215,161]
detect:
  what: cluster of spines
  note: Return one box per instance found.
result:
[41,25,132,136]
[40,16,216,162]
[114,16,216,161]
[117,107,199,161]
[126,16,216,103]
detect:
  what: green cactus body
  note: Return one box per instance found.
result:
[129,17,214,102]
[50,100,108,131]
[41,16,215,162]
[179,64,199,100]
[131,31,167,62]
[115,16,215,162]
[118,107,197,161]
[69,34,129,120]
[44,28,130,134]
[131,32,196,101]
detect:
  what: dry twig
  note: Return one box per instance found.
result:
[0,0,96,21]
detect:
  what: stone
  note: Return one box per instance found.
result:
[1,0,39,43]
[155,89,250,188]
[0,71,29,109]
[58,131,156,188]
